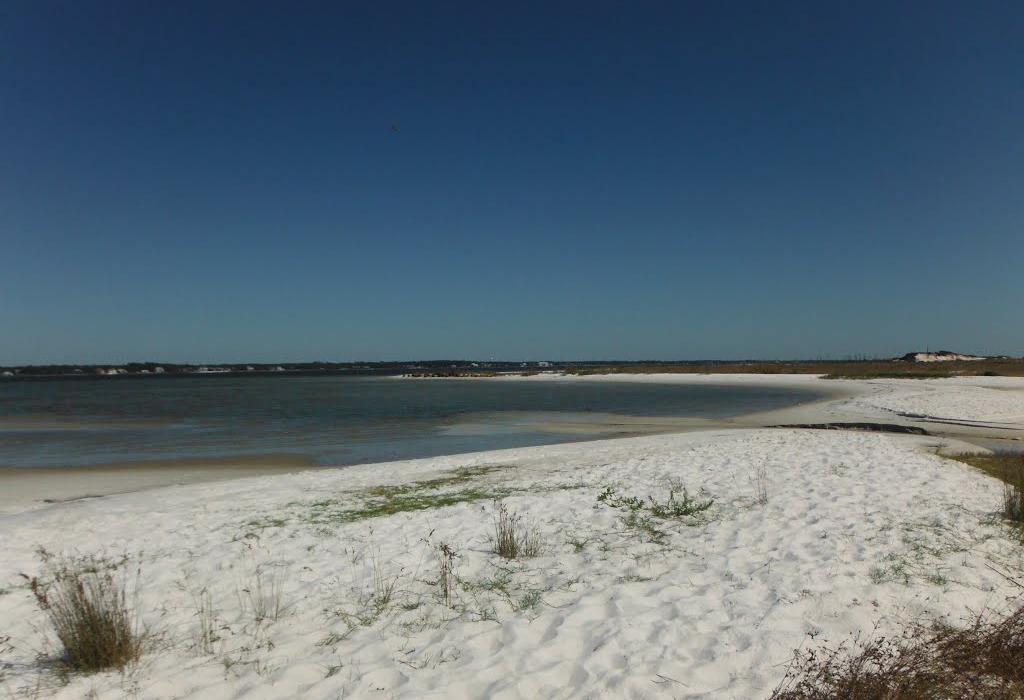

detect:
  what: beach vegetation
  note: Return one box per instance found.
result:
[437,542,457,607]
[622,510,667,543]
[515,589,543,612]
[771,605,1024,699]
[493,502,541,559]
[328,552,401,631]
[752,463,770,505]
[176,579,221,655]
[947,452,1024,524]
[598,483,714,543]
[565,533,592,552]
[598,484,714,519]
[22,550,144,673]
[237,565,289,626]
[246,465,517,530]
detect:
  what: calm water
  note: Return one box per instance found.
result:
[0,376,823,469]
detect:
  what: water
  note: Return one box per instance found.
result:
[0,376,823,469]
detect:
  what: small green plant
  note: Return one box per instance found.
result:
[566,534,590,553]
[598,484,714,519]
[648,487,715,518]
[597,486,644,511]
[515,590,543,612]
[622,510,666,543]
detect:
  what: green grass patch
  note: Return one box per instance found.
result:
[596,484,715,544]
[246,465,520,530]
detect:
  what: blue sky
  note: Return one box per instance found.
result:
[2,1,1022,363]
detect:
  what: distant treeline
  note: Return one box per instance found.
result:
[3,358,1023,379]
[0,360,557,378]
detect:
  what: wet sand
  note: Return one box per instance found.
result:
[0,453,314,514]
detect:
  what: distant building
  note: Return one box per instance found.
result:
[899,351,987,363]
[154,367,165,373]
[537,361,553,368]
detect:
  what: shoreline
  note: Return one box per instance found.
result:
[0,374,845,513]
[3,373,1021,513]
[0,454,314,514]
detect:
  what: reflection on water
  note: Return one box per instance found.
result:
[0,376,824,469]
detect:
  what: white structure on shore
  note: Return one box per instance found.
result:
[900,351,987,363]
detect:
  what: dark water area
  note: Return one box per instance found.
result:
[0,376,824,469]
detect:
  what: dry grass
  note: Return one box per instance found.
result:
[237,566,289,625]
[948,452,1024,523]
[771,606,1024,699]
[22,550,143,673]
[438,543,456,607]
[493,503,540,559]
[752,463,770,505]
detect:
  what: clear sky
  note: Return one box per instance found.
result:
[2,2,1022,364]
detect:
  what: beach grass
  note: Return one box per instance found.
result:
[24,551,143,673]
[493,503,541,559]
[947,452,1024,523]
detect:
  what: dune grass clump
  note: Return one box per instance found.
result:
[752,463,770,505]
[993,453,1024,522]
[23,550,143,673]
[771,607,1024,699]
[438,543,456,606]
[493,503,540,559]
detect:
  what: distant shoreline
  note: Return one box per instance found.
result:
[4,356,1023,381]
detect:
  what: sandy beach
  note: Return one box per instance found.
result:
[2,373,1024,698]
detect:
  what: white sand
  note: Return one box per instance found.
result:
[850,377,1024,425]
[1,374,1023,698]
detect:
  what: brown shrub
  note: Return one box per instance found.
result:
[22,550,143,672]
[493,502,540,559]
[771,607,1024,699]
